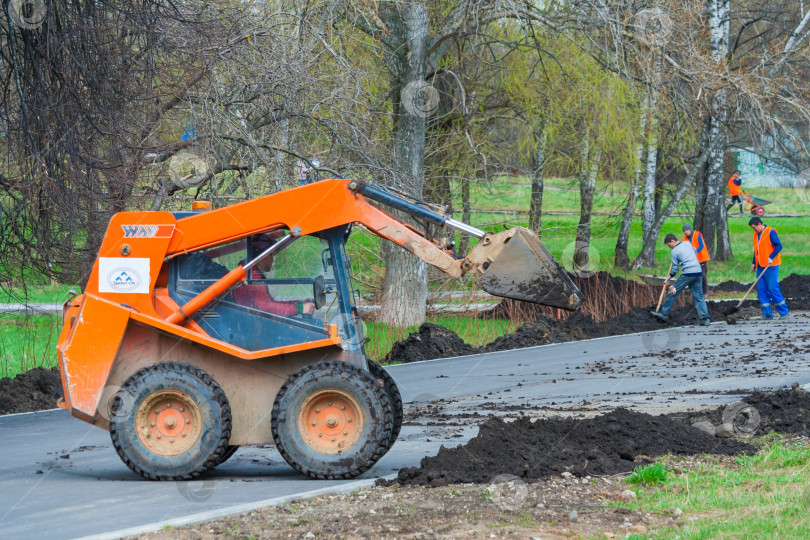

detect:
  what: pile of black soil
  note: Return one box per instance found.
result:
[384,323,476,364]
[483,300,760,353]
[712,280,750,293]
[713,273,810,297]
[389,298,774,362]
[0,367,63,415]
[393,408,755,487]
[781,273,810,298]
[680,386,810,437]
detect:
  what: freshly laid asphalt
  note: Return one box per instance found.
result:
[1,314,808,539]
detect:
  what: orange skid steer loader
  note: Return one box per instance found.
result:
[56,180,582,480]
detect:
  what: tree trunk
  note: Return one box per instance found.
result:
[634,148,712,267]
[574,137,600,273]
[528,123,548,237]
[695,0,733,261]
[615,103,648,268]
[635,122,658,268]
[378,3,430,327]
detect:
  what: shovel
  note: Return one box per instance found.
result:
[723,264,769,316]
[655,262,674,312]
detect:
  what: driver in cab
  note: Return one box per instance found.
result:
[233,232,316,317]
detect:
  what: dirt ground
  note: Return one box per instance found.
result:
[141,469,683,540]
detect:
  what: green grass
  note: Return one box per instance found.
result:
[623,441,810,539]
[0,314,60,378]
[0,284,77,303]
[626,462,670,485]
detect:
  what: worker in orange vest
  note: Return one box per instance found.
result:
[683,224,710,295]
[749,216,788,319]
[726,170,744,217]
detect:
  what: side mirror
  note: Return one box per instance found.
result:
[313,275,327,309]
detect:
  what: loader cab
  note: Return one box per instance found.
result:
[167,226,364,354]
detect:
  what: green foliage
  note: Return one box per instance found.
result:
[626,462,670,485]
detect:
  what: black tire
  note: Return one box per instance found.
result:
[271,360,393,479]
[109,362,232,481]
[368,361,403,453]
[215,445,240,466]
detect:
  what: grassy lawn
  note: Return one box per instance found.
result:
[0,314,60,378]
[624,439,810,538]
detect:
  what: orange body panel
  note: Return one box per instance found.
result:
[85,211,177,317]
[57,295,132,421]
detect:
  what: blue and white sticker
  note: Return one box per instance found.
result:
[99,258,150,294]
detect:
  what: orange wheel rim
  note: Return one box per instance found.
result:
[136,390,202,456]
[298,389,364,455]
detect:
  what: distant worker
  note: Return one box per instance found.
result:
[749,216,789,319]
[650,234,711,326]
[682,224,710,295]
[296,159,309,186]
[726,170,744,217]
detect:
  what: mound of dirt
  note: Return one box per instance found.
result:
[394,408,755,487]
[712,279,750,293]
[384,323,476,364]
[482,316,575,352]
[680,385,810,437]
[482,300,759,353]
[0,367,63,415]
[781,273,810,298]
[714,273,810,297]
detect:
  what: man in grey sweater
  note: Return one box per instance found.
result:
[650,234,711,325]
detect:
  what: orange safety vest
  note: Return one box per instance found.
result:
[753,226,782,267]
[728,174,742,196]
[684,231,710,263]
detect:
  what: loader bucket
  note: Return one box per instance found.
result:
[464,227,583,311]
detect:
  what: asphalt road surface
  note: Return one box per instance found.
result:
[1,314,809,539]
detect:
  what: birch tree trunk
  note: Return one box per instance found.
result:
[634,90,659,269]
[695,0,733,261]
[615,100,649,268]
[574,136,600,272]
[378,3,429,327]
[528,123,548,237]
[633,148,712,266]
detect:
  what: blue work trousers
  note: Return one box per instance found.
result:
[661,274,710,321]
[756,265,788,317]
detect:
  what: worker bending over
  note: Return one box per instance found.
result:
[650,234,711,326]
[749,216,789,319]
[683,224,710,295]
